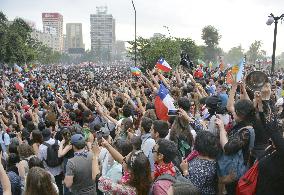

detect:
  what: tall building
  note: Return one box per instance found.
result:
[66,23,84,53]
[90,6,116,59]
[42,13,63,52]
[63,34,68,53]
[31,30,59,51]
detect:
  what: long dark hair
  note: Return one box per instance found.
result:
[127,151,152,195]
[31,130,43,144]
[170,116,194,157]
[234,99,256,124]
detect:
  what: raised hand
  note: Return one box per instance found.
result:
[101,137,110,148]
[92,141,101,156]
[215,116,225,130]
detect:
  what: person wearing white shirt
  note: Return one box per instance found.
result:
[140,117,156,172]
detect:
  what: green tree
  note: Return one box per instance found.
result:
[4,17,37,64]
[202,25,221,48]
[128,36,201,70]
[176,38,201,62]
[0,11,71,65]
[199,46,223,64]
[201,25,222,62]
[246,40,263,64]
[224,45,244,65]
[0,12,8,64]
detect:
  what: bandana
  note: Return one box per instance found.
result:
[186,150,199,161]
[82,127,91,141]
[154,162,176,179]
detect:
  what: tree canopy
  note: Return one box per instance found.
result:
[0,11,63,66]
[127,36,201,70]
[246,40,265,64]
[201,25,222,62]
[224,45,244,65]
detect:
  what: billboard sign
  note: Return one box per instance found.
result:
[42,13,60,19]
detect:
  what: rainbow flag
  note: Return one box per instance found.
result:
[130,67,141,76]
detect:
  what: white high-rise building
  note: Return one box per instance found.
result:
[31,30,59,51]
[42,13,63,52]
[90,6,116,58]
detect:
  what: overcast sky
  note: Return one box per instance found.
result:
[1,0,284,56]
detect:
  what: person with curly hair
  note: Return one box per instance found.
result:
[17,144,36,182]
[180,131,220,195]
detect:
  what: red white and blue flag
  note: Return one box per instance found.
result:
[156,58,172,72]
[15,82,24,91]
[154,84,176,121]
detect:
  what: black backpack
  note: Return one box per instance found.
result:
[42,140,63,167]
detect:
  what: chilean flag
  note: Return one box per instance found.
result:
[154,84,176,121]
[156,58,172,72]
[15,82,24,91]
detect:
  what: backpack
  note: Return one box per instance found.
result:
[236,161,259,195]
[217,126,255,184]
[42,140,63,167]
[150,167,192,195]
[149,174,178,195]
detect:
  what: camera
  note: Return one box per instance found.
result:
[168,109,179,116]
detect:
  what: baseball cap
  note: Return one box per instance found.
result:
[71,134,85,148]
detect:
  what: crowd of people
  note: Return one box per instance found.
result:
[0,61,283,195]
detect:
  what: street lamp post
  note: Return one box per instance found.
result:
[266,13,284,75]
[131,0,137,67]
